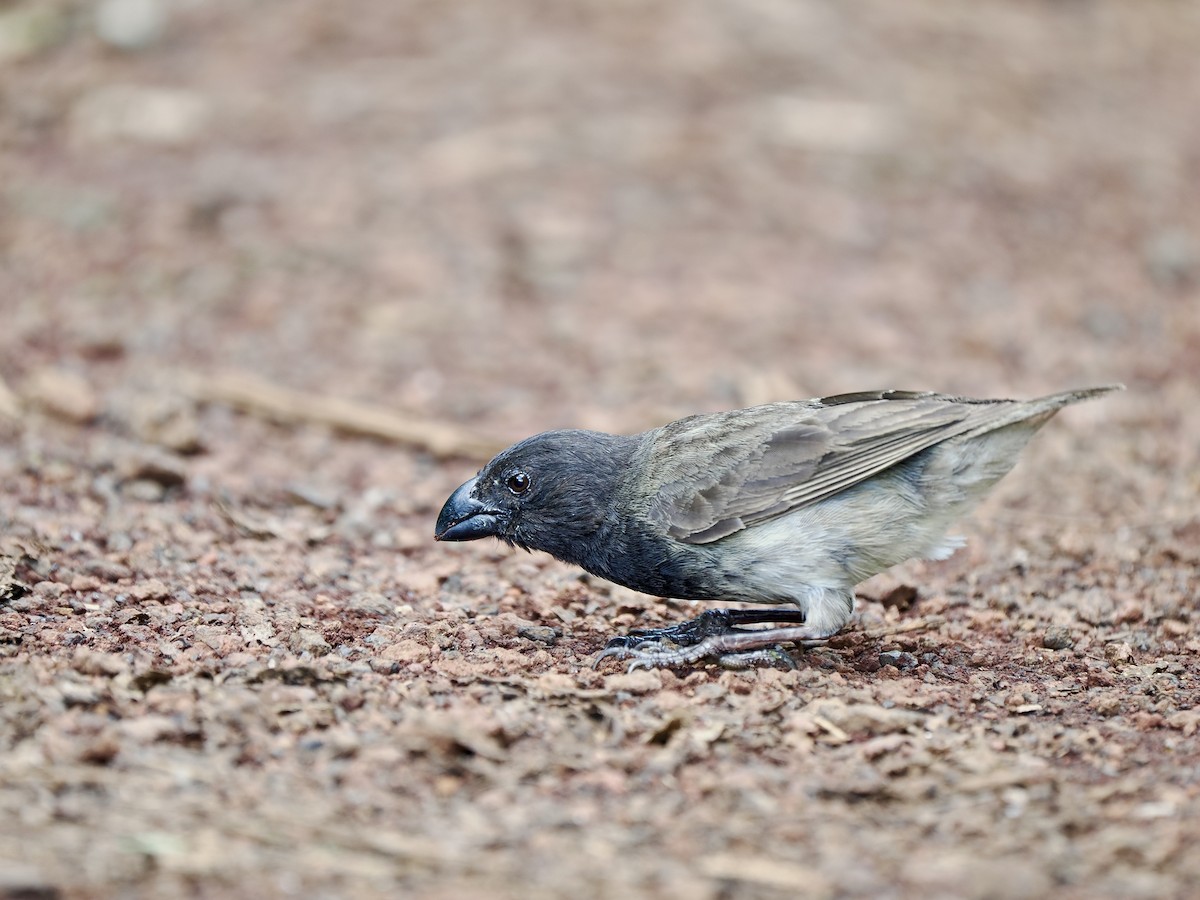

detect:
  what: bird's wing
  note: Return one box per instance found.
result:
[643,391,1023,544]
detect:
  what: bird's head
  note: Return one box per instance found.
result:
[434,429,638,561]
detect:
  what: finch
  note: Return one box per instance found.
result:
[435,386,1121,668]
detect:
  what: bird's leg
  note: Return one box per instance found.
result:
[594,607,814,668]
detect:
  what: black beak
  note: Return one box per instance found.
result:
[434,477,505,541]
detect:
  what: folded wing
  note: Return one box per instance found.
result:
[643,390,1032,544]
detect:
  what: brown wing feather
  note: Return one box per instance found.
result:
[640,391,1025,544]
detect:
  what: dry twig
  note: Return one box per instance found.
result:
[0,375,21,419]
[184,372,501,461]
[855,615,947,641]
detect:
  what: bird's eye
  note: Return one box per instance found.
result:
[506,471,531,495]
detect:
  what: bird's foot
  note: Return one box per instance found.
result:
[599,608,775,653]
[593,608,826,671]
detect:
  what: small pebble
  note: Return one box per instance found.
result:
[21,367,99,423]
[95,0,167,51]
[879,584,918,610]
[0,863,58,900]
[368,658,400,675]
[122,479,166,502]
[517,624,559,645]
[1042,625,1075,651]
[878,650,918,670]
[118,450,187,488]
[1143,228,1198,288]
[1104,641,1135,667]
[289,628,333,657]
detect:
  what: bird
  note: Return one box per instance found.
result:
[434,386,1122,669]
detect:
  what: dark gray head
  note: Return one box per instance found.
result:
[434,429,639,564]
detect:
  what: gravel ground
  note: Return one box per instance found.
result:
[1,1,1198,898]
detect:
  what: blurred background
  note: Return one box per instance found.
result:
[3,0,1196,441]
[3,3,1200,897]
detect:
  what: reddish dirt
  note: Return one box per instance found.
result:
[1,1,1198,898]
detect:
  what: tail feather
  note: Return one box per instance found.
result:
[1030,384,1125,409]
[964,384,1124,438]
